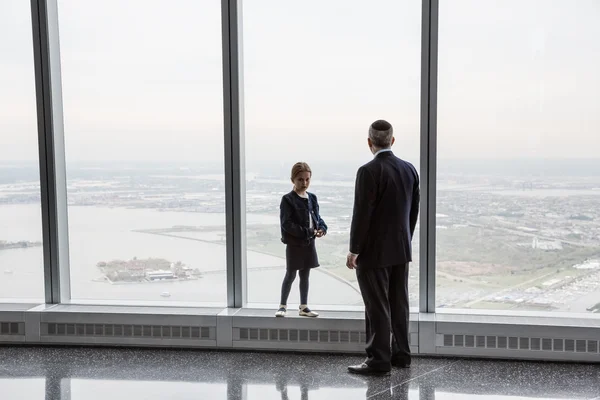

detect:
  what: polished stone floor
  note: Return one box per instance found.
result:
[0,346,598,399]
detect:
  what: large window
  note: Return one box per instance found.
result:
[0,0,45,302]
[57,0,226,305]
[242,0,421,308]
[436,0,600,313]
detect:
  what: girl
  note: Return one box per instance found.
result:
[276,162,327,317]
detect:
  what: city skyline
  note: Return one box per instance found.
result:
[2,161,600,312]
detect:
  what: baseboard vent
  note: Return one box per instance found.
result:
[441,334,598,354]
[235,328,415,346]
[42,323,214,340]
[0,322,24,336]
[236,328,368,344]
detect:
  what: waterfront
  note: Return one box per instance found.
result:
[0,204,362,306]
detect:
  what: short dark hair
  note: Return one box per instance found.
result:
[369,120,393,148]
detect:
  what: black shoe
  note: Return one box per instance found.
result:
[391,358,411,368]
[347,363,390,376]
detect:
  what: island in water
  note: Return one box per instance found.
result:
[0,240,42,250]
[97,257,202,284]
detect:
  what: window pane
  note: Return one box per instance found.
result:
[437,0,600,313]
[0,1,44,302]
[243,1,421,308]
[58,0,226,305]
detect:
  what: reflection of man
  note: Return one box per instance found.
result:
[347,120,420,376]
[366,375,410,398]
[275,370,317,400]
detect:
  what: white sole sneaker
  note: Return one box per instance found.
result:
[275,310,286,317]
[299,309,319,317]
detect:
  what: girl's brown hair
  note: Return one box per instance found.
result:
[290,162,312,181]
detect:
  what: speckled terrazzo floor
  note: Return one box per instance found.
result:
[0,346,598,399]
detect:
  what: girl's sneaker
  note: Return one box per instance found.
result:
[299,305,319,317]
[275,305,287,317]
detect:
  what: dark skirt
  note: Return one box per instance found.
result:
[285,239,320,271]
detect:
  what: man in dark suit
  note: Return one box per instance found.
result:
[346,120,420,376]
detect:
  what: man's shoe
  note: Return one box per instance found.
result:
[391,358,411,368]
[347,363,390,376]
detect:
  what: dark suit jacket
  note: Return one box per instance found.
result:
[280,191,327,247]
[349,151,420,268]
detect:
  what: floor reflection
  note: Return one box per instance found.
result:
[0,377,46,399]
[66,379,227,400]
[244,376,418,400]
[0,347,597,400]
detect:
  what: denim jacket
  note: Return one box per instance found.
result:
[280,191,327,246]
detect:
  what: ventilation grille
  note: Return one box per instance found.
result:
[237,328,369,344]
[441,334,599,354]
[43,323,213,340]
[0,322,23,336]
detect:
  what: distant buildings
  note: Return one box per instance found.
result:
[532,237,563,250]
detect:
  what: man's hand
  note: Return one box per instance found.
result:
[316,229,325,238]
[346,252,358,269]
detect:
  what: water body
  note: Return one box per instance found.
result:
[0,204,361,306]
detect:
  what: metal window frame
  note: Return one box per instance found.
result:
[18,0,600,362]
[31,0,71,304]
[28,0,436,311]
[222,0,247,308]
[419,0,439,313]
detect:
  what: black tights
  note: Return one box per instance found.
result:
[280,268,311,306]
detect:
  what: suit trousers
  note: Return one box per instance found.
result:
[356,263,411,370]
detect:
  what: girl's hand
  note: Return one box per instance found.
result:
[316,229,325,238]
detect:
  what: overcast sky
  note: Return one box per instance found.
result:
[0,0,599,165]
